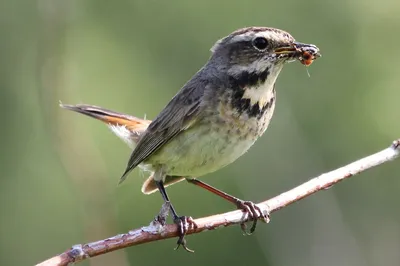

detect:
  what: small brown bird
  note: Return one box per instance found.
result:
[61,27,320,251]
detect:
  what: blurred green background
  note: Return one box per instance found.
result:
[1,0,400,265]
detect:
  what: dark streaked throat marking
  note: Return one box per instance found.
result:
[228,68,275,118]
[233,68,270,88]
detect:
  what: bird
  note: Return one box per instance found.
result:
[61,26,320,252]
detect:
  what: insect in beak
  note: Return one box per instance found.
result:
[274,42,321,66]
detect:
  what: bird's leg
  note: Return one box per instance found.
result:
[186,178,269,235]
[155,180,197,252]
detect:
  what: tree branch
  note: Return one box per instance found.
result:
[37,139,400,266]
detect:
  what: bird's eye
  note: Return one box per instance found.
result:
[252,37,269,50]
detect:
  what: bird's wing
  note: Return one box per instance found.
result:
[119,82,205,183]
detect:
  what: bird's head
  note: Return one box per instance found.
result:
[210,27,320,79]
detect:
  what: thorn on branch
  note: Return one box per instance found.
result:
[392,139,400,149]
[68,245,86,262]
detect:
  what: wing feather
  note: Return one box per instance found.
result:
[119,81,205,183]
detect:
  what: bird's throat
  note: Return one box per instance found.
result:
[228,66,279,118]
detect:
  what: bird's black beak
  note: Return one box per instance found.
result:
[274,42,321,66]
[274,45,297,55]
[274,42,321,58]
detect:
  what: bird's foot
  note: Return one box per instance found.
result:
[174,215,198,253]
[235,200,270,235]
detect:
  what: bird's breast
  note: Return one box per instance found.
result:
[144,72,278,177]
[146,86,276,177]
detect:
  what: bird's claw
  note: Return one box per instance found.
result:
[236,200,270,235]
[174,216,197,253]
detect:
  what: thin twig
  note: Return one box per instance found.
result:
[37,139,400,266]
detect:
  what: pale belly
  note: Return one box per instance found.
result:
[146,119,263,177]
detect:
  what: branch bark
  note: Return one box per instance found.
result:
[37,139,400,266]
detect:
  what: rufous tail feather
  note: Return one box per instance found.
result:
[60,103,151,129]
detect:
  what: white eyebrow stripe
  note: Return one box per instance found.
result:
[210,28,295,53]
[228,31,284,45]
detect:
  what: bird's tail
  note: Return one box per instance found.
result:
[60,103,151,143]
[60,103,187,193]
